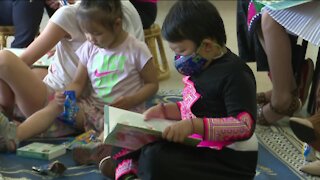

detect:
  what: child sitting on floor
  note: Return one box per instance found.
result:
[0,0,158,152]
[76,1,259,180]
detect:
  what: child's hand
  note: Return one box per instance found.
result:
[143,104,166,120]
[110,96,133,110]
[54,91,66,106]
[162,120,193,143]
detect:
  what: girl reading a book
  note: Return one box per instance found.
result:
[93,1,258,180]
[0,0,144,150]
[0,0,158,152]
[0,0,143,123]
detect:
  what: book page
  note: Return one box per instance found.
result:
[104,105,175,140]
[103,105,200,150]
[4,48,52,67]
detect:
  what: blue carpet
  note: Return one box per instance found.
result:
[256,144,300,180]
[0,150,106,180]
[0,144,299,180]
[0,90,311,179]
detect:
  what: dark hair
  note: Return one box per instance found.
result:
[77,0,123,31]
[161,0,226,47]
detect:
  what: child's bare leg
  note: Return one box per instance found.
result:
[0,81,14,117]
[16,101,63,141]
[73,107,85,132]
[260,12,298,123]
[0,101,62,152]
[0,50,48,117]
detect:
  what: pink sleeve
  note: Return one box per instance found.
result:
[203,112,255,142]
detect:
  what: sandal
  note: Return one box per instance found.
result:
[0,112,18,152]
[289,113,320,151]
[256,104,269,125]
[269,95,302,117]
[257,92,302,126]
[0,137,17,152]
[257,92,268,105]
[99,156,116,179]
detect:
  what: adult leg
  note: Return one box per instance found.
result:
[11,0,44,48]
[0,1,13,26]
[260,12,299,123]
[0,50,47,117]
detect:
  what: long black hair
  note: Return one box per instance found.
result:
[162,0,226,47]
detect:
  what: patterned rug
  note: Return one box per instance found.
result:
[1,90,320,179]
[256,121,320,180]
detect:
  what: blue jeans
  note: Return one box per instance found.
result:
[0,0,44,48]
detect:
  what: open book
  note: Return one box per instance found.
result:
[104,105,200,151]
[256,0,312,10]
[4,48,52,67]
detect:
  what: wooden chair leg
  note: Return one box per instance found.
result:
[144,24,170,80]
[0,35,6,50]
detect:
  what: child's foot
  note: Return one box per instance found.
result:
[72,143,113,165]
[99,156,116,179]
[0,113,18,152]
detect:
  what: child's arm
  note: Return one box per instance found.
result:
[110,59,159,110]
[144,102,181,120]
[64,62,88,98]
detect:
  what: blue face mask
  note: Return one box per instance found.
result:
[174,44,225,76]
[174,54,208,76]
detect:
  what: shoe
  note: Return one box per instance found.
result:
[257,93,301,126]
[297,58,314,106]
[256,104,270,125]
[72,144,113,165]
[99,156,116,179]
[289,113,320,151]
[300,160,320,176]
[0,112,18,152]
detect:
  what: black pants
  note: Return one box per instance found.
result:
[129,0,157,29]
[0,0,44,48]
[115,141,257,180]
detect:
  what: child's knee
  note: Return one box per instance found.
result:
[0,50,17,69]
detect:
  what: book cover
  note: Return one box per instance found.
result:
[256,0,312,11]
[4,48,52,67]
[17,142,66,160]
[104,105,200,151]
